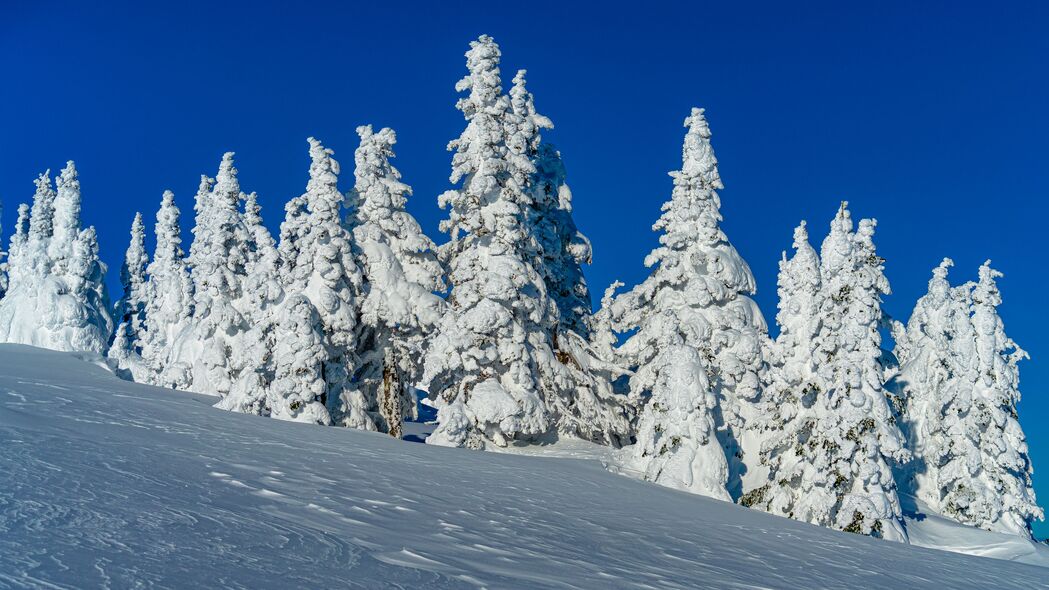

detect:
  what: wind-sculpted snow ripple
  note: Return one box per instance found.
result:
[0,345,1046,589]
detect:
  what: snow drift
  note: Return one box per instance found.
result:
[0,344,1046,589]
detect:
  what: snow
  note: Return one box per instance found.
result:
[1,344,1046,589]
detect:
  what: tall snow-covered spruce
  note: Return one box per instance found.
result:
[743,221,825,517]
[612,108,766,500]
[108,212,150,376]
[422,35,626,448]
[897,260,1042,537]
[422,35,556,448]
[278,138,361,427]
[351,125,445,438]
[506,69,631,445]
[141,190,194,388]
[0,163,112,353]
[169,156,253,396]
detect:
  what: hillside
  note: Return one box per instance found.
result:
[0,344,1045,589]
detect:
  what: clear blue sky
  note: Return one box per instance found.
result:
[2,1,1046,536]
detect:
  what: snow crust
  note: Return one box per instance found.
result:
[1,345,1046,589]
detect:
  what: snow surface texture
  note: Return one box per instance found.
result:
[1,345,1046,589]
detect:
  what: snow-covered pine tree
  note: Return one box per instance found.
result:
[48,162,83,274]
[279,138,364,428]
[218,191,285,416]
[4,203,30,290]
[742,221,825,516]
[172,155,253,395]
[268,294,331,424]
[891,258,961,505]
[64,225,113,352]
[421,35,569,449]
[351,125,445,438]
[509,71,594,340]
[612,108,766,498]
[0,166,111,353]
[108,213,150,375]
[505,69,631,445]
[25,171,56,276]
[141,190,194,388]
[805,205,909,540]
[924,261,1042,537]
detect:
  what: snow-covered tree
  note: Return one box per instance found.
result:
[742,221,825,516]
[0,165,111,354]
[49,162,83,273]
[612,108,766,498]
[25,171,56,276]
[279,138,364,428]
[115,213,150,347]
[218,191,285,416]
[902,261,1042,537]
[509,71,593,340]
[351,124,446,438]
[108,212,150,375]
[421,35,566,449]
[891,258,963,502]
[814,205,909,540]
[171,155,253,395]
[4,203,30,290]
[141,190,194,388]
[268,294,332,424]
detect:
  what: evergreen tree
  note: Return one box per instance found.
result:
[5,203,30,290]
[0,165,111,354]
[111,216,150,352]
[743,221,825,517]
[218,191,284,416]
[421,35,562,448]
[814,205,909,540]
[892,259,962,507]
[352,125,445,438]
[279,138,364,428]
[25,171,56,276]
[142,190,194,388]
[925,262,1042,536]
[174,155,253,395]
[613,108,766,498]
[108,213,150,372]
[268,294,331,424]
[506,69,630,444]
[49,162,82,273]
[510,71,593,340]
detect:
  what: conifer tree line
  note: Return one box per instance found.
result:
[0,34,1040,542]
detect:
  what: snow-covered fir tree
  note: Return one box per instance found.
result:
[421,35,578,449]
[108,212,150,375]
[141,190,194,388]
[4,203,30,291]
[743,221,825,516]
[170,155,254,395]
[48,162,83,274]
[278,138,365,428]
[351,124,446,438]
[267,294,331,425]
[612,108,766,499]
[217,191,284,416]
[509,71,593,340]
[504,69,631,445]
[808,205,909,540]
[900,261,1042,537]
[0,165,111,353]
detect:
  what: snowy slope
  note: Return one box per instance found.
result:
[1,345,1046,589]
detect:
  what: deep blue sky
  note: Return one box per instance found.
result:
[3,1,1047,536]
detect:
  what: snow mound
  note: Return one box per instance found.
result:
[0,344,1046,589]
